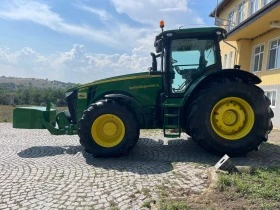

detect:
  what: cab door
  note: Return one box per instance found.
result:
[166,38,217,96]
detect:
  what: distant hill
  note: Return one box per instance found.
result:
[0,76,77,90]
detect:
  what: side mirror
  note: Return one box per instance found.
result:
[150,52,157,72]
[155,39,163,53]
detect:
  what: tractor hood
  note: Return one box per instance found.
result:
[65,71,162,124]
[66,72,158,92]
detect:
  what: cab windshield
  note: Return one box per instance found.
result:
[171,38,217,93]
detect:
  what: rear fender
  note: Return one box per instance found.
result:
[183,69,261,105]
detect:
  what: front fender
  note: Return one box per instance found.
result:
[104,94,147,128]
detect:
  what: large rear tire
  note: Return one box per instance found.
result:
[186,79,273,156]
[78,100,139,157]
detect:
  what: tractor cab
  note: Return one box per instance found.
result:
[151,22,228,137]
[153,21,226,97]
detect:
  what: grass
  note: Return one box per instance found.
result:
[156,184,189,210]
[159,199,189,210]
[141,200,152,209]
[217,167,280,208]
[153,167,280,209]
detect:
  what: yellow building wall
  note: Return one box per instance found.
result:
[219,0,265,27]
[220,39,253,71]
[220,29,280,85]
[218,0,280,86]
[220,41,237,68]
[237,39,253,71]
[252,29,280,86]
[219,0,253,69]
[219,0,240,22]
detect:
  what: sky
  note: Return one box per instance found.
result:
[0,0,218,83]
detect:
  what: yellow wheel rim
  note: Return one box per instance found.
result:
[91,114,125,148]
[210,97,254,140]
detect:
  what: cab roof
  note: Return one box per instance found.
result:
[155,27,227,41]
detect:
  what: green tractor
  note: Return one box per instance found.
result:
[13,22,273,157]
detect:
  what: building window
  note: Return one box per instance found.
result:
[228,51,233,68]
[264,90,277,107]
[223,54,227,68]
[237,1,245,24]
[268,38,280,70]
[252,44,264,72]
[227,10,235,31]
[249,0,258,16]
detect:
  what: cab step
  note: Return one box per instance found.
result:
[163,100,182,138]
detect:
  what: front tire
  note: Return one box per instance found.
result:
[78,100,139,157]
[186,79,273,156]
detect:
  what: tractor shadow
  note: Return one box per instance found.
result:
[81,137,215,174]
[17,135,280,174]
[82,136,280,174]
[18,145,83,158]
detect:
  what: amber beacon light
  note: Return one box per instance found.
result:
[160,20,165,28]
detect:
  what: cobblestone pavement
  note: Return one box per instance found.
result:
[0,123,279,210]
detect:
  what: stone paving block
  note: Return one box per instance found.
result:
[94,203,103,209]
[0,204,8,209]
[1,123,278,209]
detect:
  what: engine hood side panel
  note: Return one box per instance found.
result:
[92,73,163,107]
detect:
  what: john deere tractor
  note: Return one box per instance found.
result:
[13,22,273,157]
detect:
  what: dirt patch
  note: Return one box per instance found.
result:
[154,167,280,210]
[185,190,277,210]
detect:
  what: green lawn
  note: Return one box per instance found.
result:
[152,167,280,209]
[217,167,280,209]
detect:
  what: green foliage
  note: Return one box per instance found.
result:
[0,82,16,90]
[156,184,189,210]
[217,167,280,201]
[0,86,68,106]
[141,200,152,208]
[159,199,189,210]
